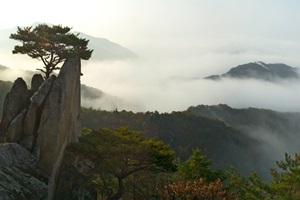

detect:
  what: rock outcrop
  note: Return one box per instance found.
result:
[35,57,81,198]
[31,74,44,92]
[0,57,82,199]
[23,75,56,152]
[6,109,27,143]
[0,78,30,137]
[54,150,97,199]
[0,143,47,199]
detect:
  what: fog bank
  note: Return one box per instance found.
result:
[80,57,300,113]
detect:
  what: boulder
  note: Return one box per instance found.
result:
[31,74,44,92]
[19,135,35,152]
[6,109,27,143]
[0,143,36,169]
[0,143,47,199]
[0,78,29,137]
[23,75,56,137]
[54,150,97,199]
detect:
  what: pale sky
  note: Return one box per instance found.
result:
[1,0,300,112]
[2,1,300,48]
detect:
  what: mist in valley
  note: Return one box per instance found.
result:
[1,0,300,182]
[1,37,300,181]
[79,55,300,113]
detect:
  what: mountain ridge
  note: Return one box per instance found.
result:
[0,23,137,61]
[205,61,299,81]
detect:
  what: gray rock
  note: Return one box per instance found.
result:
[19,135,35,152]
[6,109,27,143]
[31,74,44,92]
[0,143,47,199]
[35,57,81,199]
[0,58,82,199]
[0,143,35,170]
[0,78,29,137]
[0,166,47,200]
[23,75,56,137]
[55,151,97,199]
[30,75,56,107]
[23,104,38,137]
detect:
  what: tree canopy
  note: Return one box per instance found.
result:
[228,153,300,199]
[10,24,93,78]
[70,127,176,200]
[176,149,226,182]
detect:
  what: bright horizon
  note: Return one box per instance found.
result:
[1,1,300,57]
[1,0,300,112]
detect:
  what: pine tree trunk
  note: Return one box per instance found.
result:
[107,177,124,200]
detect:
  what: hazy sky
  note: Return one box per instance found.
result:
[2,1,300,52]
[1,0,300,112]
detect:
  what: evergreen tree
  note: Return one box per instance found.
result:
[177,149,226,182]
[10,24,93,78]
[71,127,176,200]
[228,153,300,199]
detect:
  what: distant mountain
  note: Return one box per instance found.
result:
[80,104,300,180]
[0,23,137,61]
[81,107,259,176]
[76,32,137,61]
[186,104,300,179]
[80,84,135,111]
[205,61,299,81]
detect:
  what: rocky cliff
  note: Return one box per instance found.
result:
[0,57,82,199]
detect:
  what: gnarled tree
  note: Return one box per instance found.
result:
[10,24,93,78]
[71,127,176,200]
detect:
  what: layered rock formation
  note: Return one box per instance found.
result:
[0,57,82,199]
[0,143,47,199]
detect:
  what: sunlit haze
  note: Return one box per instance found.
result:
[1,0,300,112]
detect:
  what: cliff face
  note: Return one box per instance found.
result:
[0,57,82,199]
[35,57,81,198]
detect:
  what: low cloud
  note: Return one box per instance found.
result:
[81,57,300,113]
[2,30,300,113]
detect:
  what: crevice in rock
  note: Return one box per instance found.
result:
[0,58,81,199]
[30,77,56,153]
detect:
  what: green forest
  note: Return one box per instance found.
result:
[1,77,300,199]
[1,23,300,199]
[58,124,300,199]
[53,107,300,199]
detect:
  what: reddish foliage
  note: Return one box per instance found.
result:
[158,178,238,200]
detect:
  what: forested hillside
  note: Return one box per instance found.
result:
[186,104,300,174]
[2,74,299,180]
[81,108,261,176]
[81,106,300,180]
[205,61,299,81]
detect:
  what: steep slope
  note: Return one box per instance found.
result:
[0,57,82,199]
[186,104,300,178]
[81,106,300,180]
[205,61,299,81]
[81,108,261,176]
[77,32,137,60]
